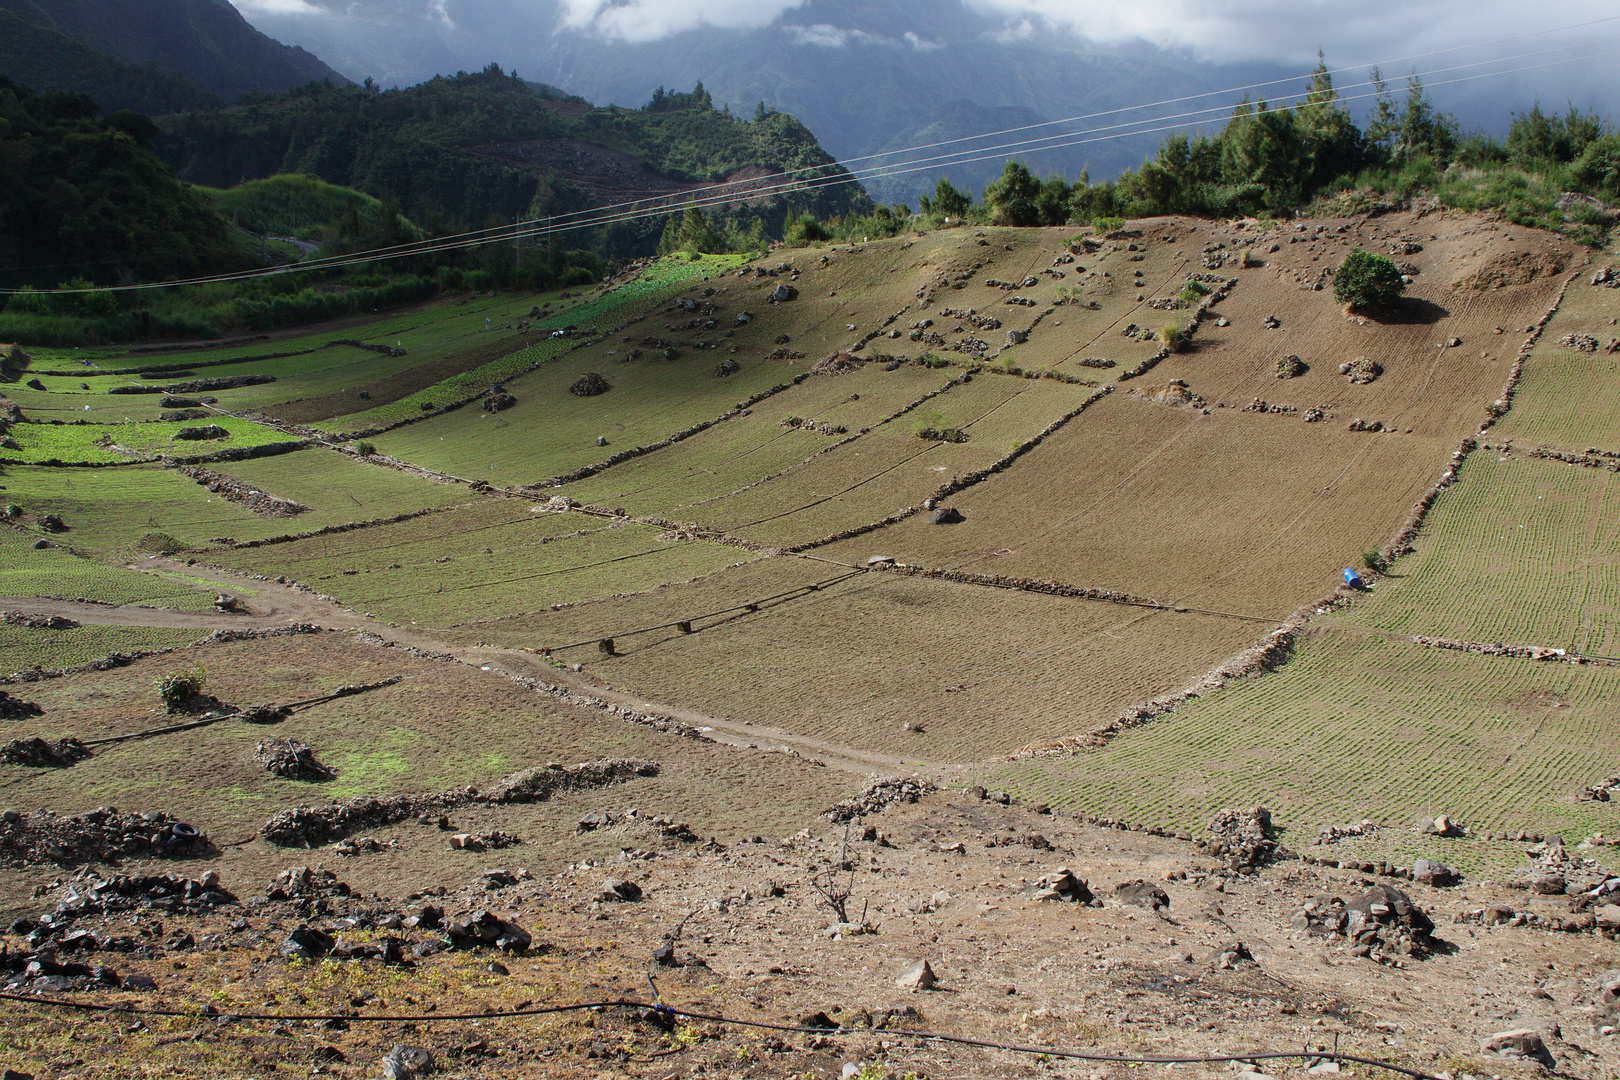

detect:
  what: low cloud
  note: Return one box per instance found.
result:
[783,23,942,50]
[964,0,1618,66]
[556,0,807,43]
[232,0,329,15]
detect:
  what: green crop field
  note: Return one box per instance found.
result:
[207,497,760,626]
[0,416,295,465]
[1335,452,1620,654]
[978,622,1620,877]
[0,530,227,610]
[0,623,200,674]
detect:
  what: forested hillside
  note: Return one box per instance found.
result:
[158,69,872,250]
[0,10,221,115]
[0,0,346,101]
[0,77,243,283]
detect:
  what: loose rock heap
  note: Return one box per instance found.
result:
[1,806,209,867]
[824,777,936,822]
[1290,884,1437,962]
[0,736,90,768]
[1207,806,1287,869]
[255,737,336,781]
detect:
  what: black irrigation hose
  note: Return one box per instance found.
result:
[0,990,1443,1079]
[543,569,868,652]
[75,677,404,748]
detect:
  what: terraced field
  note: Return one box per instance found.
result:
[3,211,1613,875]
[978,624,1620,876]
[1335,452,1620,654]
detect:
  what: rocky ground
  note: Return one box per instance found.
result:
[4,786,1619,1079]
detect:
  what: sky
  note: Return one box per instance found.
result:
[532,0,1620,72]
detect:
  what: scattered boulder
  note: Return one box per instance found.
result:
[1005,329,1027,347]
[1410,858,1458,887]
[280,925,335,960]
[598,878,642,903]
[896,959,936,991]
[1114,880,1170,911]
[714,358,740,378]
[443,910,532,953]
[254,738,335,781]
[381,1044,435,1080]
[929,506,964,525]
[1481,1028,1552,1062]
[1418,814,1464,837]
[570,373,610,397]
[1025,867,1093,904]
[1209,940,1255,970]
[482,392,516,412]
[770,284,799,303]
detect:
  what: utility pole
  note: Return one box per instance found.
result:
[515,215,521,275]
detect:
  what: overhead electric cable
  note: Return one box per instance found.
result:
[6,37,1613,295]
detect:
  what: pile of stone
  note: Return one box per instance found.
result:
[1347,418,1386,432]
[1340,357,1383,384]
[1,806,208,867]
[810,352,861,377]
[1289,884,1436,962]
[260,758,658,847]
[255,738,335,781]
[3,611,78,630]
[448,830,521,852]
[1275,354,1306,378]
[1593,267,1617,287]
[442,909,533,953]
[570,372,610,397]
[482,389,517,412]
[714,358,740,377]
[765,347,806,360]
[171,424,229,441]
[1561,333,1601,352]
[1024,867,1094,904]
[0,689,44,719]
[1315,820,1379,845]
[1114,880,1170,910]
[1207,806,1287,869]
[1303,408,1325,423]
[1418,813,1466,837]
[0,736,89,767]
[824,777,936,822]
[1076,358,1116,369]
[1580,778,1620,802]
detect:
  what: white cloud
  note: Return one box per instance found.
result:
[556,0,807,43]
[231,0,328,15]
[427,0,453,26]
[963,0,1620,66]
[782,23,942,50]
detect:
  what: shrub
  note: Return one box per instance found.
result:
[1361,549,1384,572]
[1159,322,1188,352]
[1091,216,1125,233]
[351,440,376,456]
[136,531,186,555]
[156,663,207,709]
[1333,249,1405,310]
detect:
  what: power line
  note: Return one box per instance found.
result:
[6,38,1613,296]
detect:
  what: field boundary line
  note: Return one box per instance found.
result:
[882,564,1278,623]
[1005,261,1583,760]
[789,386,1113,552]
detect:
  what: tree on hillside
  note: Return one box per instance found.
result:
[657,204,723,254]
[1506,103,1610,166]
[983,160,1041,226]
[1332,249,1405,311]
[917,177,971,220]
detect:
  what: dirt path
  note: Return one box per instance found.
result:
[0,560,925,778]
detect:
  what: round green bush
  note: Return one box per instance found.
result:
[1333,249,1405,310]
